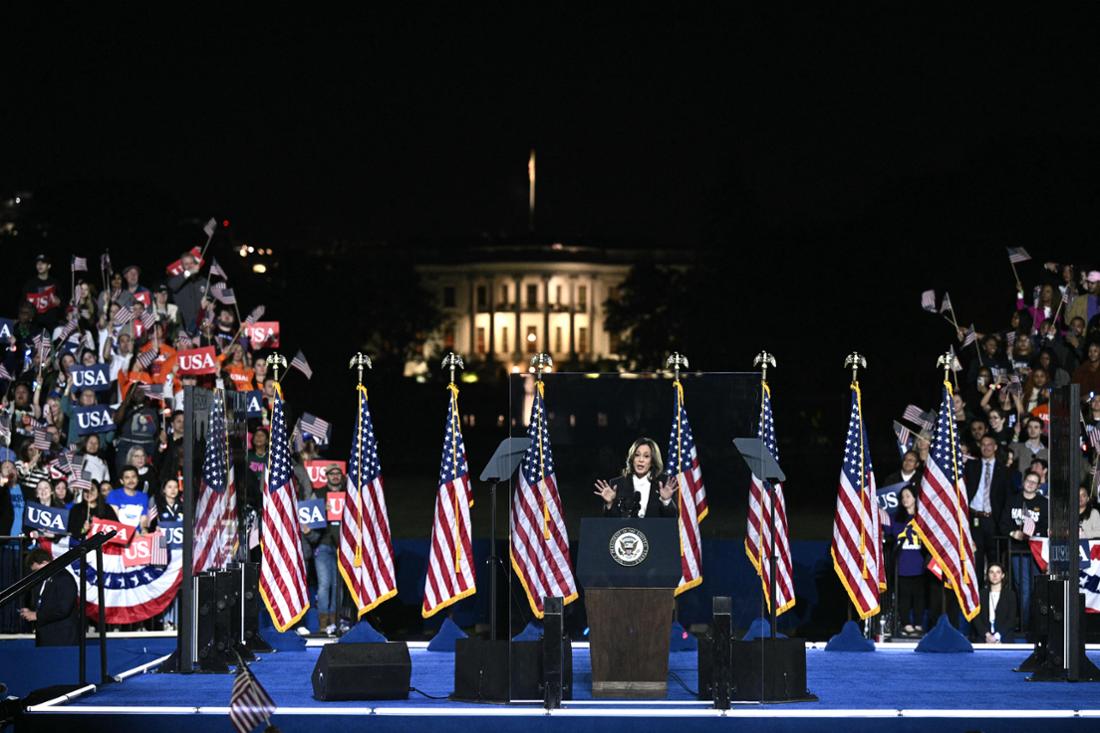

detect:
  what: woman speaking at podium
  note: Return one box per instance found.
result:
[593,437,679,518]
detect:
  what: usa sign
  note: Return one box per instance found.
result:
[177,346,218,375]
[243,322,279,349]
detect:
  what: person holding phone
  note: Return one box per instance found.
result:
[593,437,679,518]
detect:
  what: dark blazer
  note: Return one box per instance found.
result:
[970,586,1017,642]
[35,572,81,646]
[602,474,678,519]
[963,458,1011,520]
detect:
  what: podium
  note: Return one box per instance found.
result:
[577,517,681,698]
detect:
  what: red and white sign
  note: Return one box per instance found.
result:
[305,460,347,489]
[25,285,58,314]
[326,492,346,521]
[177,346,218,375]
[88,518,133,546]
[123,533,161,567]
[244,321,279,349]
[165,247,204,277]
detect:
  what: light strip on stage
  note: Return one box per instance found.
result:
[24,685,97,711]
[23,705,1100,719]
[114,654,173,681]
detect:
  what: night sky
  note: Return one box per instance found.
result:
[4,9,1100,526]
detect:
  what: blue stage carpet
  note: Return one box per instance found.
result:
[18,645,1100,732]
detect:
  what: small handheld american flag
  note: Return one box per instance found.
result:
[229,654,276,733]
[289,350,312,380]
[1007,246,1031,264]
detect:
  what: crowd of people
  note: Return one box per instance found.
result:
[885,260,1100,642]
[4,250,1100,645]
[0,250,357,641]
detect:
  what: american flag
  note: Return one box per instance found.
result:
[893,420,915,457]
[211,282,237,305]
[339,384,397,616]
[33,427,51,451]
[1085,424,1100,454]
[744,381,795,615]
[913,383,980,621]
[1007,246,1031,264]
[902,404,930,428]
[831,383,885,619]
[668,379,707,595]
[297,412,330,444]
[259,385,310,631]
[962,324,977,347]
[33,332,50,364]
[228,656,275,733]
[509,379,578,618]
[56,314,79,343]
[71,255,87,272]
[0,363,12,382]
[134,348,158,370]
[100,253,112,273]
[921,290,937,313]
[1006,330,1017,350]
[245,306,265,326]
[69,473,92,495]
[422,384,476,617]
[113,305,134,328]
[209,257,227,279]
[194,391,238,573]
[149,530,168,566]
[289,350,312,380]
[140,310,157,331]
[203,217,218,239]
[939,291,954,315]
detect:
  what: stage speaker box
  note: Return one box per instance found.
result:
[453,638,573,702]
[311,642,411,701]
[194,572,228,673]
[239,562,272,653]
[730,638,812,702]
[214,567,247,660]
[698,632,814,701]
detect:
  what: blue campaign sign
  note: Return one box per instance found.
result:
[74,404,115,435]
[70,363,112,393]
[876,481,910,512]
[23,502,69,534]
[0,318,13,343]
[159,521,183,548]
[297,499,327,530]
[245,391,264,418]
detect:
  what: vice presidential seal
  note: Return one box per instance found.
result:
[609,527,649,567]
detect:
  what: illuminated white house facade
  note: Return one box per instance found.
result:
[416,256,631,370]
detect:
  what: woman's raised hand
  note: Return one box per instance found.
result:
[659,475,679,501]
[593,479,616,506]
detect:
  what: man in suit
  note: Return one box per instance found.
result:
[593,437,679,518]
[18,548,81,646]
[964,435,1011,579]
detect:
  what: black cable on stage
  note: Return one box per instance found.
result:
[668,671,698,698]
[409,687,450,700]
